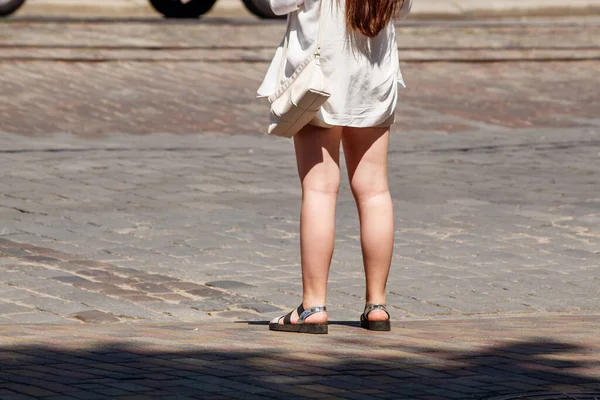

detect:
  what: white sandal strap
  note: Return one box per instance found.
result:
[364,304,390,319]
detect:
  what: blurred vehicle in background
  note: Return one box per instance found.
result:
[0,0,26,16]
[0,0,279,18]
[148,0,278,18]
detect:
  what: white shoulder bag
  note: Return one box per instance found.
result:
[267,0,330,138]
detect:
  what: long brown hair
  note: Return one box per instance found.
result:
[346,0,405,38]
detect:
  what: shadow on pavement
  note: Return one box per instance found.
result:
[245,320,362,327]
[0,334,598,399]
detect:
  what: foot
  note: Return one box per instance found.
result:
[366,309,389,322]
[363,301,390,321]
[361,304,391,331]
[271,304,327,325]
[269,304,328,334]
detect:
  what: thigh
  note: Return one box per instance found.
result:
[341,126,390,191]
[293,124,343,190]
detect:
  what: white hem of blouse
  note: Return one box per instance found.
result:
[257,74,407,99]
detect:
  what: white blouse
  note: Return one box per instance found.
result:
[257,0,412,128]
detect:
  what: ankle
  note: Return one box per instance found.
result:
[365,297,387,307]
[302,297,326,309]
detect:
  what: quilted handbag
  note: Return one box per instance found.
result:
[267,1,330,138]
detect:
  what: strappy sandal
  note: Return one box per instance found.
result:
[360,304,391,331]
[269,304,328,334]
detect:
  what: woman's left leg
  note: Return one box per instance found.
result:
[341,126,394,322]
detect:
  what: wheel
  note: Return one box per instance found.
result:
[241,0,283,19]
[0,0,27,16]
[148,0,218,18]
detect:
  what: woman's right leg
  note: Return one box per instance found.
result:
[342,126,394,322]
[275,124,342,325]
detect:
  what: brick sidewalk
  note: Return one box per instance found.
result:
[0,315,598,399]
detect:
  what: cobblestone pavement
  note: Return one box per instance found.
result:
[2,19,600,136]
[0,315,598,399]
[0,125,598,325]
[0,19,599,327]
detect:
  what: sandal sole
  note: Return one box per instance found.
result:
[269,323,328,334]
[360,318,391,331]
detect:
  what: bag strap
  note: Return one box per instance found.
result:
[276,0,325,84]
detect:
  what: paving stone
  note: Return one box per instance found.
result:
[184,301,230,313]
[129,274,179,284]
[52,276,92,284]
[206,280,257,290]
[19,297,93,317]
[2,265,65,279]
[152,293,193,303]
[141,304,210,321]
[90,388,133,396]
[119,294,163,303]
[59,293,161,320]
[237,302,282,314]
[164,282,210,292]
[104,382,154,392]
[0,393,37,400]
[93,275,141,286]
[76,270,114,278]
[73,281,117,292]
[6,312,74,324]
[0,248,33,258]
[69,392,112,400]
[1,383,57,397]
[214,311,264,321]
[131,283,173,294]
[70,310,120,323]
[0,301,34,315]
[69,259,115,268]
[185,288,225,298]
[100,288,142,296]
[44,397,80,400]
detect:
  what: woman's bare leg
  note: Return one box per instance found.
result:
[342,126,393,322]
[278,124,342,324]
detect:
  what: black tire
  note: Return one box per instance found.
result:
[148,0,218,18]
[0,0,27,17]
[241,0,283,19]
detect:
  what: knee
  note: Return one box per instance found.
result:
[302,175,340,198]
[350,176,389,203]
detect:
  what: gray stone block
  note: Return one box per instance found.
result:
[206,280,256,290]
[143,303,211,321]
[0,301,34,314]
[7,311,75,324]
[52,276,92,284]
[214,310,263,321]
[70,310,120,323]
[237,302,282,314]
[183,300,230,312]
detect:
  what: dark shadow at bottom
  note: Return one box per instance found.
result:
[0,332,598,399]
